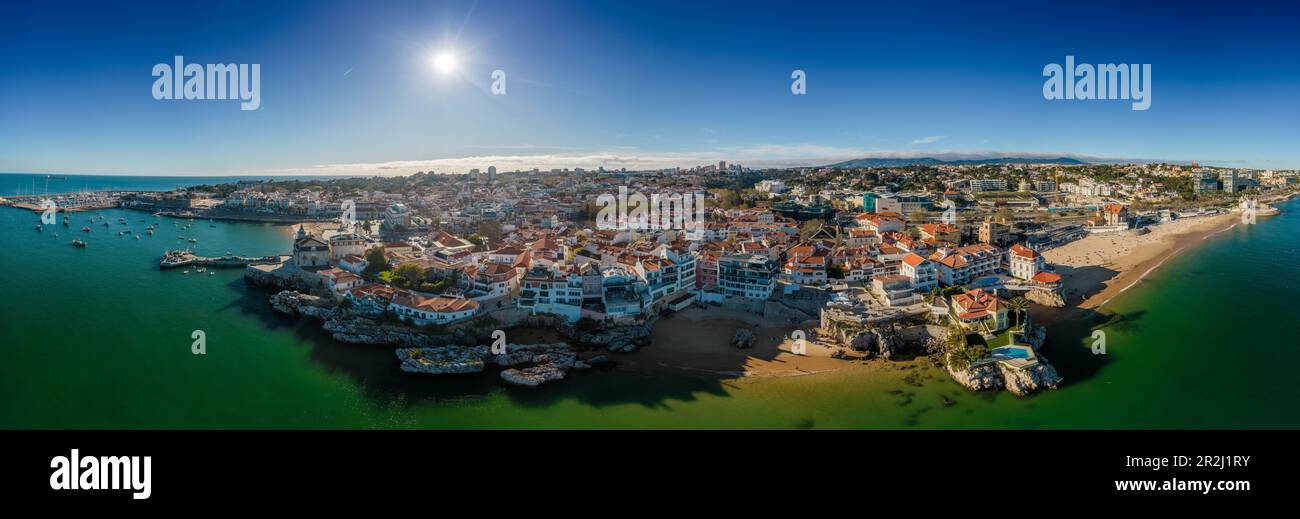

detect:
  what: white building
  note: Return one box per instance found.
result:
[389,292,480,326]
[872,275,922,307]
[1008,244,1046,281]
[928,244,1003,286]
[718,254,778,299]
[384,203,412,229]
[292,225,330,270]
[899,253,938,293]
[970,179,1008,192]
[329,232,370,260]
[755,180,788,195]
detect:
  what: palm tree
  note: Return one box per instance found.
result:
[1008,296,1028,329]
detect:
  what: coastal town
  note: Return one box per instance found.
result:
[11,161,1295,392]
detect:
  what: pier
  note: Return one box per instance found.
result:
[160,250,283,270]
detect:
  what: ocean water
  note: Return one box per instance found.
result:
[0,172,339,196]
[1,190,1298,428]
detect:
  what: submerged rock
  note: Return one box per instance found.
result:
[731,328,756,349]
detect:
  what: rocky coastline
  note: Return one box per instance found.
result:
[396,343,611,387]
[268,287,1062,394]
[943,318,1063,397]
[946,359,1063,397]
[267,290,644,387]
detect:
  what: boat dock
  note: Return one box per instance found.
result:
[160,250,283,269]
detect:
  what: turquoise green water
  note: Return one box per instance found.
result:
[2,200,1299,429]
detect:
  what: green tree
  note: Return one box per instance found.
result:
[799,220,824,241]
[1008,296,1028,328]
[476,220,503,249]
[392,263,426,288]
[363,247,388,274]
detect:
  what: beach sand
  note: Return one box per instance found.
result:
[625,306,864,377]
[1042,212,1240,312]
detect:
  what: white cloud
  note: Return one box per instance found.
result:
[911,135,948,144]
[239,145,1147,176]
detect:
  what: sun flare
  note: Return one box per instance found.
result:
[432,51,458,76]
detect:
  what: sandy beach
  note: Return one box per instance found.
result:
[1042,212,1240,311]
[627,306,869,377]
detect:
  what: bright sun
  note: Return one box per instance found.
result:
[432,51,458,75]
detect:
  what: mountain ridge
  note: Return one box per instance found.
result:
[824,156,1089,168]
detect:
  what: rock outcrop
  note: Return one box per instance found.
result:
[269,290,325,315]
[396,343,582,387]
[563,317,656,353]
[499,349,576,387]
[1002,362,1062,396]
[397,346,489,374]
[875,331,895,360]
[1020,320,1048,351]
[1025,288,1066,308]
[946,353,1062,396]
[731,328,756,349]
[944,317,1061,396]
[843,329,896,359]
[269,290,483,347]
[245,265,322,294]
[266,290,624,387]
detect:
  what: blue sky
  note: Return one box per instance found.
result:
[2,0,1298,175]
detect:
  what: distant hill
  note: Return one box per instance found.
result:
[824,156,1088,168]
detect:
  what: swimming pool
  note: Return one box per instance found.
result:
[991,346,1031,359]
[970,276,1002,288]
